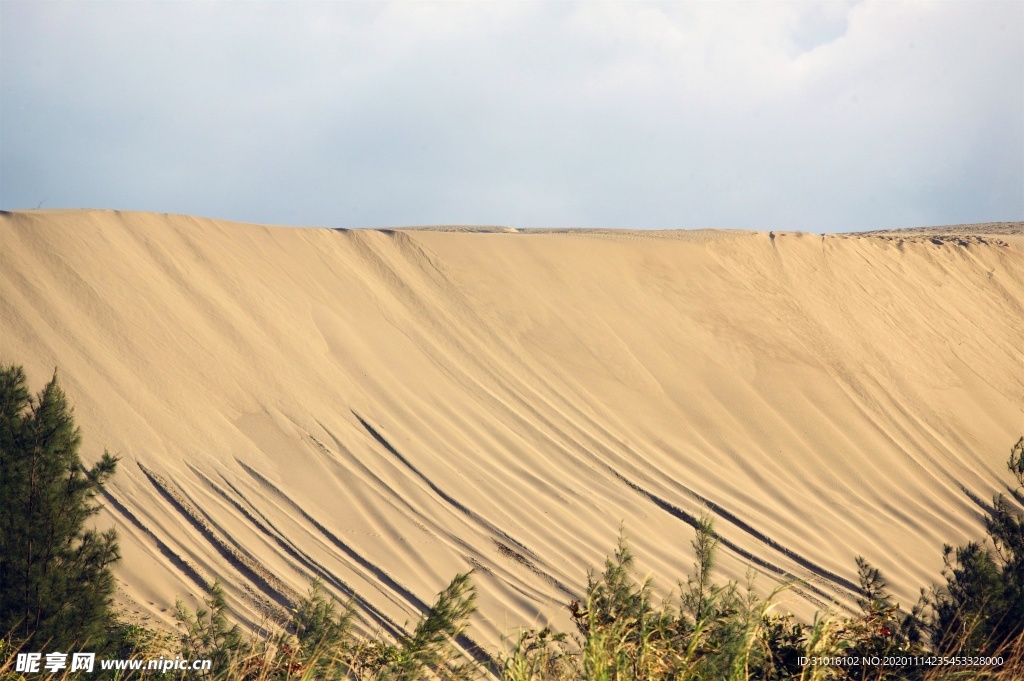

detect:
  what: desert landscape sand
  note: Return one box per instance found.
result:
[1,209,1022,655]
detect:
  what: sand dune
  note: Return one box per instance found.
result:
[2,209,1022,652]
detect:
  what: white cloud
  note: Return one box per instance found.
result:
[1,0,1020,230]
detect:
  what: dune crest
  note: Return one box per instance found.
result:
[2,209,1022,648]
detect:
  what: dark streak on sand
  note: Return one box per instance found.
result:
[236,458,498,671]
[136,462,296,610]
[309,426,579,602]
[102,489,209,591]
[614,472,857,605]
[353,411,578,601]
[960,485,996,517]
[353,412,540,563]
[189,463,409,640]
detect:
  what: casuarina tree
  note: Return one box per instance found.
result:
[0,364,120,649]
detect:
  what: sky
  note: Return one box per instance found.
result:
[1,1,1021,232]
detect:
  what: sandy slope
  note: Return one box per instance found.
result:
[2,209,1023,654]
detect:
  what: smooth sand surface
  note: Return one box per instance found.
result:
[2,209,1023,652]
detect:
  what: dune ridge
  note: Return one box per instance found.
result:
[2,209,1022,650]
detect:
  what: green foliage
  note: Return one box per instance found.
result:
[160,572,479,680]
[573,526,658,638]
[379,572,479,680]
[0,364,120,650]
[293,578,354,653]
[1008,437,1024,489]
[682,514,721,624]
[498,628,574,681]
[929,437,1024,658]
[570,528,679,680]
[174,580,243,676]
[273,577,357,680]
[755,611,807,680]
[107,621,173,659]
[560,517,768,680]
[506,485,1024,681]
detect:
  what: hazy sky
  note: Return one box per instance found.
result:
[2,1,1021,231]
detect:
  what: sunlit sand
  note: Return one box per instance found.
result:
[2,209,1021,649]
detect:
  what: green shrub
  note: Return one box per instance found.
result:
[378,572,478,680]
[174,580,243,677]
[929,437,1024,658]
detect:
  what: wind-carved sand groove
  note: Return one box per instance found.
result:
[341,229,607,467]
[190,466,357,592]
[614,474,843,610]
[234,459,496,667]
[101,489,209,592]
[352,412,580,600]
[609,463,862,595]
[306,426,577,615]
[306,430,461,551]
[354,413,540,562]
[235,460,428,609]
[191,464,412,640]
[137,462,300,608]
[2,211,1023,650]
